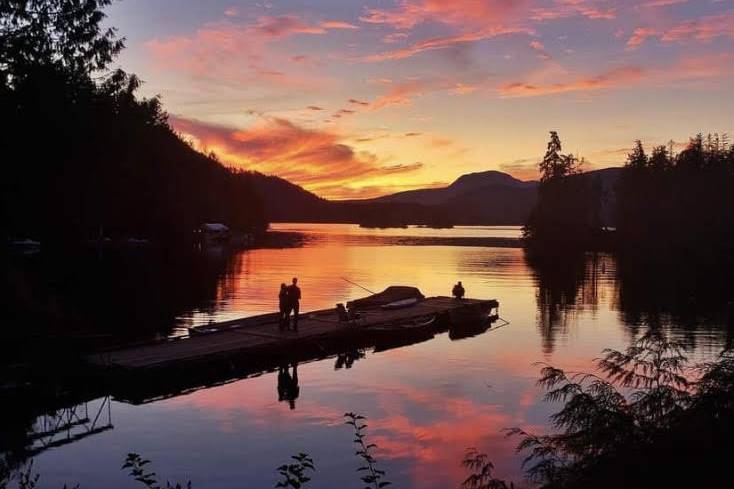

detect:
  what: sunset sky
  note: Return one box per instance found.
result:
[107,0,734,199]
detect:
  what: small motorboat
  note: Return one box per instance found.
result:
[370,314,437,352]
[368,314,436,332]
[448,301,498,326]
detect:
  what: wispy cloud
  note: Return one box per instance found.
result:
[363,26,531,62]
[145,14,357,88]
[499,52,734,97]
[499,66,646,97]
[252,15,358,37]
[360,0,529,30]
[531,0,617,21]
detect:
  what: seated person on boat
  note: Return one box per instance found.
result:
[452,281,465,300]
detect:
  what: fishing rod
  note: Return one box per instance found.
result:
[340,277,377,295]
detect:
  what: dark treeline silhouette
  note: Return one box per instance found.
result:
[616,134,734,264]
[523,132,609,255]
[0,0,266,246]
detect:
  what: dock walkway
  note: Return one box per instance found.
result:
[87,297,497,372]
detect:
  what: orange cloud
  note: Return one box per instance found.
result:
[499,51,734,98]
[370,80,431,109]
[170,115,424,198]
[499,66,646,97]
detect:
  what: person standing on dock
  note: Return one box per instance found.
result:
[278,283,288,330]
[452,281,465,300]
[287,277,301,331]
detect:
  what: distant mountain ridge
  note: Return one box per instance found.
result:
[358,170,537,206]
[250,167,622,226]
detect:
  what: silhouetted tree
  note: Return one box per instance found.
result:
[523,132,603,254]
[539,131,579,182]
[626,140,647,169]
[509,333,734,489]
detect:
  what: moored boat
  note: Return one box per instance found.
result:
[368,313,436,332]
[448,300,498,326]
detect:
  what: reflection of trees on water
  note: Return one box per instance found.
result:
[529,251,734,353]
[615,258,734,351]
[529,252,612,354]
[4,247,242,356]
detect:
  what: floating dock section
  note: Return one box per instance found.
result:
[86,296,498,373]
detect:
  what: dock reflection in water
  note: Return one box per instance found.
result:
[3,224,733,489]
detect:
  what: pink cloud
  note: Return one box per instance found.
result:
[529,39,552,59]
[673,52,734,80]
[252,15,358,37]
[145,16,355,88]
[627,27,658,48]
[360,0,530,30]
[531,0,617,21]
[627,12,734,49]
[639,0,688,8]
[363,26,530,62]
[660,11,734,43]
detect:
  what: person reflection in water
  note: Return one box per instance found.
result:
[278,283,288,330]
[286,277,301,331]
[452,281,465,300]
[277,363,300,410]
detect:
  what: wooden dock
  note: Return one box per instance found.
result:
[86,296,498,373]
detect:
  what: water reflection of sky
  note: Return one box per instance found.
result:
[26,225,730,489]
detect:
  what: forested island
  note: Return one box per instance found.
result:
[523,131,734,265]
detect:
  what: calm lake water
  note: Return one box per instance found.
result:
[7,224,733,488]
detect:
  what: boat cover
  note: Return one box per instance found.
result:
[347,286,425,310]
